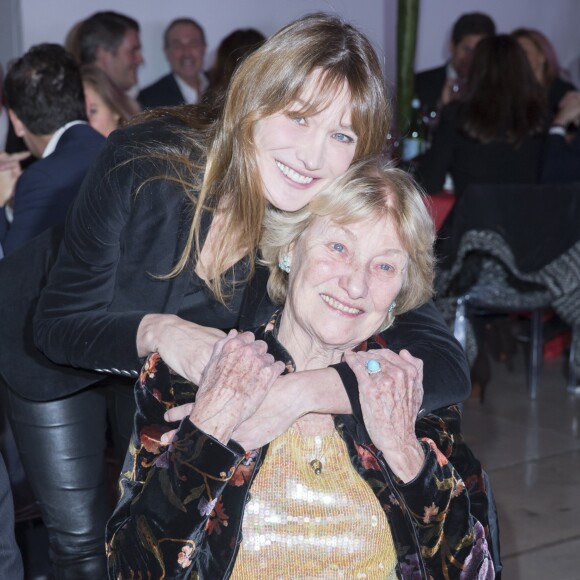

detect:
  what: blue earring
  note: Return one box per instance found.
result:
[389,301,396,314]
[278,255,291,273]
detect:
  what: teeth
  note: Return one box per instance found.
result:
[321,294,361,314]
[276,161,313,184]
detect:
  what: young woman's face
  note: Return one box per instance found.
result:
[253,74,357,212]
[84,83,121,138]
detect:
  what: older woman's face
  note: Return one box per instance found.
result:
[253,73,357,212]
[285,214,408,350]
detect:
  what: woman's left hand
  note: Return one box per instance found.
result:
[344,348,426,483]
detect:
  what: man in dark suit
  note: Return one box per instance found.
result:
[78,11,143,95]
[138,18,208,108]
[415,12,495,114]
[1,43,105,256]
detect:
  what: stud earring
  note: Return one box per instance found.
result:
[278,255,291,273]
[389,301,396,314]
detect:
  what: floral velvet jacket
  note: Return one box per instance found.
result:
[106,314,494,579]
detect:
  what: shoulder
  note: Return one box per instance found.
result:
[415,65,447,83]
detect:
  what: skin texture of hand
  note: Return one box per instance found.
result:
[345,348,425,483]
[554,90,580,127]
[0,152,28,207]
[440,77,464,107]
[188,330,285,444]
[136,314,227,385]
[162,367,351,448]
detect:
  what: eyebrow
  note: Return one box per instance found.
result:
[291,97,354,131]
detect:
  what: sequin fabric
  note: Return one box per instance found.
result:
[230,426,397,579]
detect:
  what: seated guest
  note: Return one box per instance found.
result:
[81,64,140,137]
[512,28,576,117]
[415,12,495,115]
[106,160,495,579]
[138,18,207,109]
[203,28,265,106]
[542,90,580,182]
[415,34,548,199]
[1,44,105,255]
[77,11,143,95]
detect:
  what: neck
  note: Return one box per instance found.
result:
[178,73,200,91]
[277,309,344,371]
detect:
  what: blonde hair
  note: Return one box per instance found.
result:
[164,12,390,303]
[260,158,435,331]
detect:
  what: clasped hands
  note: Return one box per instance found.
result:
[158,325,426,482]
[0,151,30,207]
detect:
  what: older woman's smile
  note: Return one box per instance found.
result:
[320,293,362,315]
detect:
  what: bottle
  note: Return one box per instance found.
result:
[401,97,426,162]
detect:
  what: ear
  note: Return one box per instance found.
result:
[8,109,26,137]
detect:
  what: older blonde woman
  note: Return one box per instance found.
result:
[106,159,493,579]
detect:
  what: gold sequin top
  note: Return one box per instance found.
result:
[230,426,398,579]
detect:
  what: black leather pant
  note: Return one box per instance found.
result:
[3,377,135,580]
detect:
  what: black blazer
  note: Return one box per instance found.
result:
[138,73,185,109]
[0,454,23,580]
[0,116,469,410]
[2,123,105,255]
[414,65,447,112]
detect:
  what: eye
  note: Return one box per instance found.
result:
[330,242,345,253]
[379,263,394,272]
[287,113,306,125]
[333,132,356,144]
[88,107,98,117]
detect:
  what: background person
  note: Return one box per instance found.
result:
[138,18,208,109]
[512,27,576,117]
[414,12,496,114]
[81,64,141,137]
[1,44,105,256]
[415,34,548,199]
[77,11,143,94]
[107,160,494,578]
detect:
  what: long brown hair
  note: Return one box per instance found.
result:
[136,13,391,303]
[460,34,547,144]
[512,28,561,88]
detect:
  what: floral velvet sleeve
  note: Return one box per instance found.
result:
[105,353,245,578]
[390,406,495,579]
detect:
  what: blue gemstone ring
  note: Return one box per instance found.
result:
[366,358,381,374]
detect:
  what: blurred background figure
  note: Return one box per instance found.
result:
[415,34,548,199]
[512,27,576,117]
[81,64,140,137]
[76,11,143,95]
[1,44,104,255]
[414,12,496,116]
[203,27,265,106]
[542,90,580,182]
[138,18,207,108]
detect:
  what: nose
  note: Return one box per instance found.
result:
[339,260,368,300]
[296,130,325,171]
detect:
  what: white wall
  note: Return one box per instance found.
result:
[416,0,580,76]
[16,0,394,90]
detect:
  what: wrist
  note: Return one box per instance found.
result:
[136,313,177,357]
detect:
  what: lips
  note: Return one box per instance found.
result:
[276,161,314,185]
[320,294,362,315]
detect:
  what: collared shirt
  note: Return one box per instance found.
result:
[173,73,209,105]
[42,120,87,158]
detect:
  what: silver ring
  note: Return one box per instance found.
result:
[366,358,381,374]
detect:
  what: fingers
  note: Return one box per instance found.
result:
[160,428,177,445]
[164,402,194,423]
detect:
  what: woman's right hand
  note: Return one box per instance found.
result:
[136,314,227,385]
[188,330,285,444]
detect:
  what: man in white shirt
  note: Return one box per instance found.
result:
[138,18,208,108]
